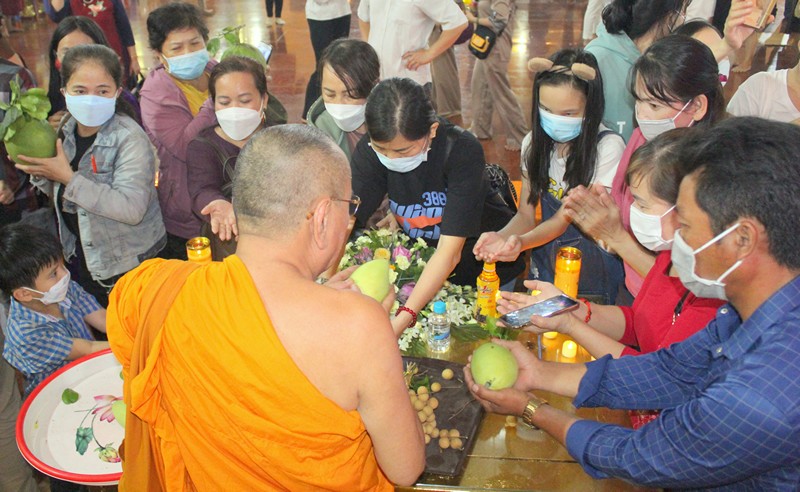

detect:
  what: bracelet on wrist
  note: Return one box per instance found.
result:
[579,298,591,323]
[395,306,418,329]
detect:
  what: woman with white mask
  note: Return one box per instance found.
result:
[565,35,726,297]
[16,45,166,307]
[496,128,724,429]
[187,56,268,259]
[306,39,380,159]
[351,78,524,336]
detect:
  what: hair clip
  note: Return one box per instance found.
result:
[527,57,597,82]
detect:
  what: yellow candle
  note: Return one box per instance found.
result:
[186,237,212,264]
[543,331,558,339]
[561,340,577,359]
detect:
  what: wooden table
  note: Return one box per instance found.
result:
[400,331,654,491]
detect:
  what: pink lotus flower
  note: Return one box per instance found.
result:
[392,245,411,260]
[92,395,122,423]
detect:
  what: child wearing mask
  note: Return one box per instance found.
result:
[474,48,626,304]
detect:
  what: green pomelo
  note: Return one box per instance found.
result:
[221,44,267,68]
[470,342,519,390]
[111,400,127,428]
[350,259,391,302]
[6,119,57,165]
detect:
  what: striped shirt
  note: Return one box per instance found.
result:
[3,281,100,395]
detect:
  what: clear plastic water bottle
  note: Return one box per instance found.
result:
[427,301,451,353]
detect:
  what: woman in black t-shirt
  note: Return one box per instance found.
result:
[351,78,523,335]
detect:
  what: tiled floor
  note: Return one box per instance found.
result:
[8,0,799,180]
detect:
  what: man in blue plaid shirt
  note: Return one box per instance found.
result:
[466,117,800,490]
[0,224,109,396]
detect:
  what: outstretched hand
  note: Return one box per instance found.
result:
[473,231,522,263]
[200,199,238,242]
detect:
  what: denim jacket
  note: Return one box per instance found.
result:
[32,114,166,280]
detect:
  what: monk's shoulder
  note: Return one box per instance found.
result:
[323,289,395,340]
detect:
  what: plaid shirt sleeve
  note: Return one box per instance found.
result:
[3,317,73,376]
[69,281,102,320]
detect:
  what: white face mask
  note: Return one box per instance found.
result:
[216,106,263,141]
[325,102,366,132]
[370,137,430,173]
[671,225,742,301]
[25,271,71,305]
[637,99,693,141]
[630,205,675,252]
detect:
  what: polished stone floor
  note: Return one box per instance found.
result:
[8,0,799,179]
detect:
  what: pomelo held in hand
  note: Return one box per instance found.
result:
[350,259,391,302]
[6,119,57,165]
[470,342,518,389]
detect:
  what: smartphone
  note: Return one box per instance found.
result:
[744,0,777,30]
[499,294,579,329]
[257,41,273,64]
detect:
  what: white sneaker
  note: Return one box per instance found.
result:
[266,17,274,26]
[276,18,286,25]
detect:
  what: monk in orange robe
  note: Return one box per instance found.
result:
[107,125,426,491]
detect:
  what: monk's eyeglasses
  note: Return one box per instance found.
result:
[306,195,361,219]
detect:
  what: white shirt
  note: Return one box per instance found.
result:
[727,69,800,123]
[358,0,467,85]
[686,0,716,21]
[520,126,625,200]
[305,0,351,21]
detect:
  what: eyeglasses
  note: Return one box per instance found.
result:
[306,194,361,219]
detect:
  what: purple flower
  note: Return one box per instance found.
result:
[354,247,372,263]
[392,245,411,260]
[398,282,416,304]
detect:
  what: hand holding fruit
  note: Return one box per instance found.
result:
[463,364,529,417]
[200,199,238,241]
[15,139,74,185]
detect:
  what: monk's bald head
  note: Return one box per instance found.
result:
[233,125,350,237]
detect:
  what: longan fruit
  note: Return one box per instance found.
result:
[425,412,436,423]
[408,389,415,397]
[431,382,442,393]
[441,368,454,380]
[419,393,430,402]
[451,438,463,450]
[449,429,460,438]
[430,428,439,438]
[423,405,434,416]
[413,399,425,411]
[439,428,448,436]
[417,386,429,396]
[425,434,431,444]
[417,411,426,422]
[423,423,432,434]
[439,437,450,449]
[429,397,439,409]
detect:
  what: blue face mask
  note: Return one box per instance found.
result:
[65,94,117,127]
[538,108,583,143]
[164,48,209,81]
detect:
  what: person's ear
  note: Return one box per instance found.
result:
[309,198,332,250]
[732,219,760,259]
[429,121,440,141]
[12,286,34,304]
[691,95,709,122]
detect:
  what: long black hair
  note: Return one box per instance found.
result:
[631,35,725,128]
[365,78,436,142]
[61,45,137,121]
[47,16,109,116]
[526,49,605,206]
[602,0,690,41]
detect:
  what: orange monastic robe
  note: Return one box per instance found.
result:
[107,256,392,491]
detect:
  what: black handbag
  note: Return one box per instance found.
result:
[468,23,504,59]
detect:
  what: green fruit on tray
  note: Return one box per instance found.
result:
[470,342,519,390]
[6,118,57,165]
[350,259,391,302]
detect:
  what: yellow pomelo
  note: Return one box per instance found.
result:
[470,342,518,390]
[351,259,391,302]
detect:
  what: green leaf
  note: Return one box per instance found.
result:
[0,101,9,111]
[452,323,491,342]
[206,38,220,57]
[61,388,80,405]
[401,337,427,358]
[75,427,93,455]
[9,78,20,102]
[223,32,240,45]
[0,106,22,140]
